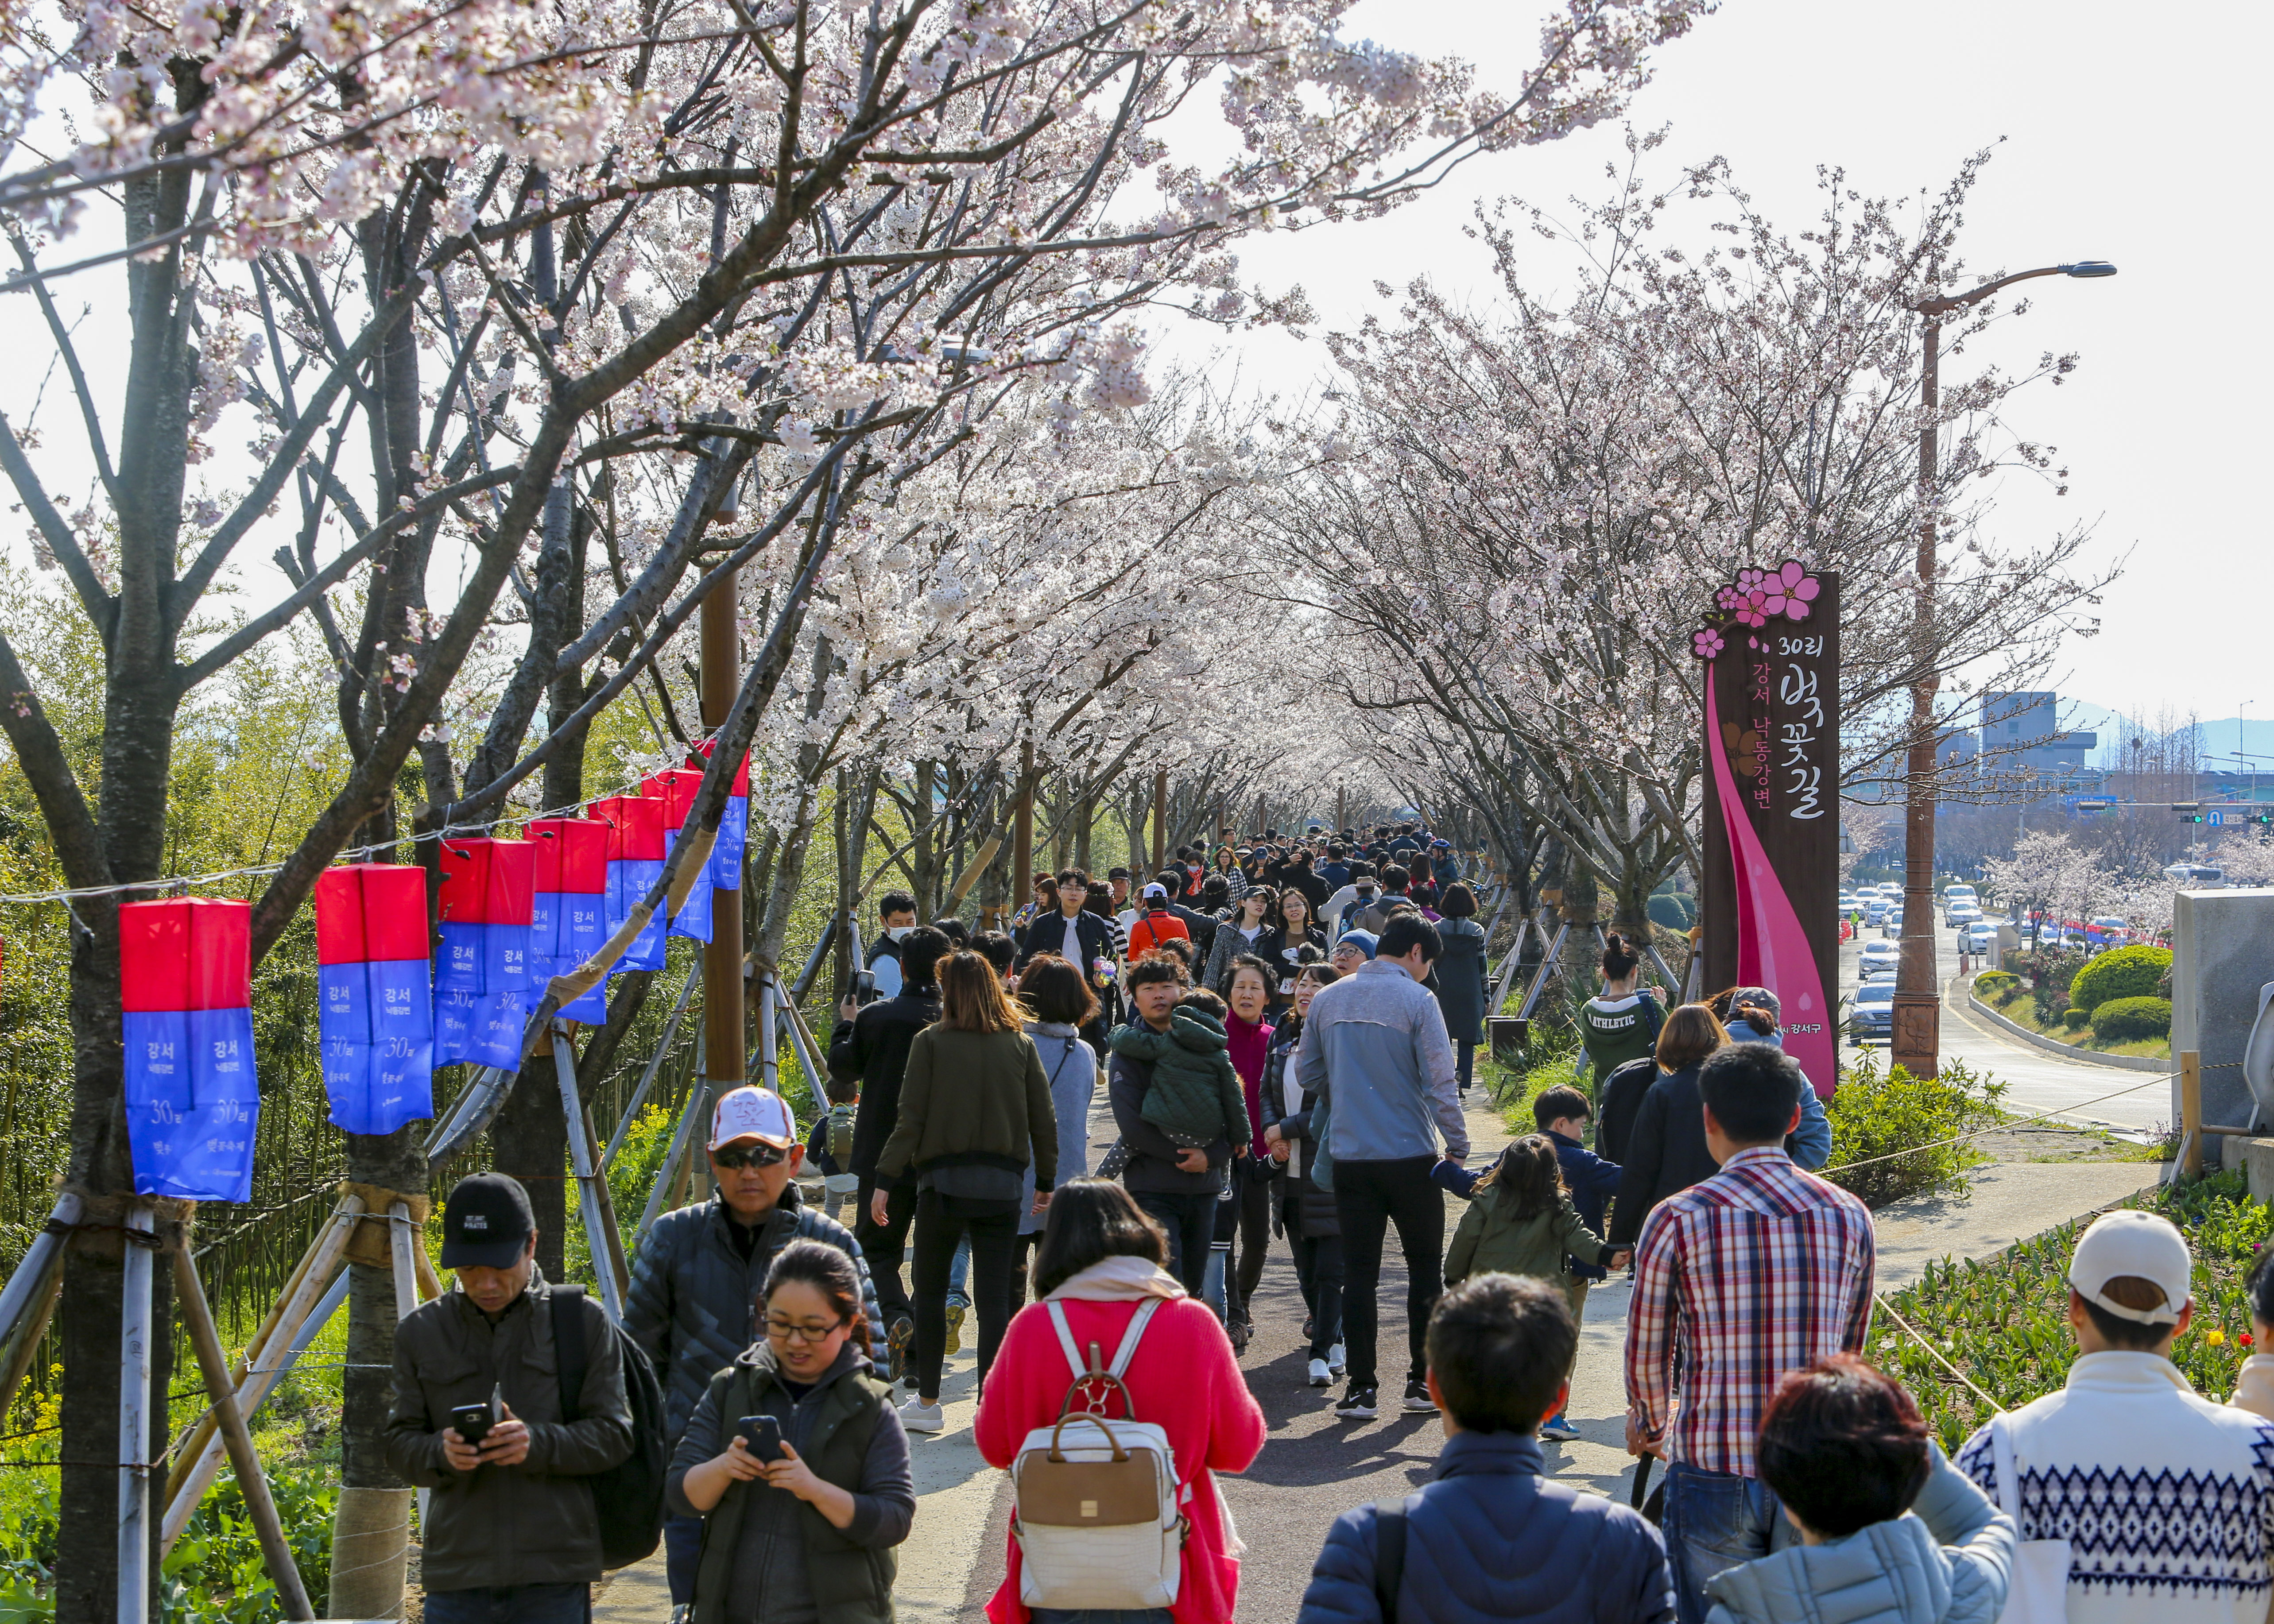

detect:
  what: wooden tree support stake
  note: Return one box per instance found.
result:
[171,1247,315,1621]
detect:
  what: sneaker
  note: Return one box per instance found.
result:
[1402,1379,1434,1413]
[1307,1357,1333,1388]
[944,1303,965,1357]
[897,1396,945,1434]
[1228,1316,1251,1355]
[1328,1343,1346,1377]
[887,1315,914,1385]
[1334,1384,1378,1420]
[1539,1414,1581,1443]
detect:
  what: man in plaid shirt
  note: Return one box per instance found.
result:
[1623,1043,1875,1624]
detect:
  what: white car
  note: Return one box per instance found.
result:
[1883,911,1905,937]
[1948,903,1983,925]
[1858,940,1901,974]
[1964,921,1997,950]
[1943,883,1978,903]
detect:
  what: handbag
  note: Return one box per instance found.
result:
[1990,1412,2069,1624]
[1011,1299,1187,1610]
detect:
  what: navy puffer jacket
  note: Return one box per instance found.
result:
[1297,1431,1674,1624]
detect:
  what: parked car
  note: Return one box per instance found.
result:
[1849,981,1895,1044]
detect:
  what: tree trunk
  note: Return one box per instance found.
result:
[491,1071,567,1281]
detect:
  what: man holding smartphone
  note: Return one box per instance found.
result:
[384,1173,634,1624]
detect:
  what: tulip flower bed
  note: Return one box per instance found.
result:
[1873,1170,2274,1453]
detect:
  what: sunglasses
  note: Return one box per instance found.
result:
[713,1143,789,1171]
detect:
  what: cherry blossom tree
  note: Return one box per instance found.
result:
[1,0,1721,1600]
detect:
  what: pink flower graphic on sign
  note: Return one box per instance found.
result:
[1693,627,1725,661]
[1761,560,1821,622]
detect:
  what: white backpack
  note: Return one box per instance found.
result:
[1010,1298,1187,1610]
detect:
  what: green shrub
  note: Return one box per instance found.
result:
[1972,971,2018,998]
[1646,891,1696,930]
[2060,1008,2089,1031]
[2069,944,2173,1015]
[2031,986,2070,1025]
[1824,1058,2007,1209]
[2092,996,2173,1044]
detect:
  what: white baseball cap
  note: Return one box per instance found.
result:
[2067,1209,2193,1325]
[709,1086,798,1151]
[1142,882,1168,900]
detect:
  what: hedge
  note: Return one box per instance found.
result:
[2092,995,2173,1044]
[1973,971,2019,998]
[2070,944,2173,1016]
[1647,891,1697,931]
[2060,1008,2089,1031]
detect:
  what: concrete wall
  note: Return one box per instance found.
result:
[2173,887,2274,1147]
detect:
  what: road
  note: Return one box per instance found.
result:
[1838,912,2172,1134]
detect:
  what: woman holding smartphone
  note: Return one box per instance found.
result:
[667,1239,913,1623]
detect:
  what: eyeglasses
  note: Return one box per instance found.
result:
[765,1313,850,1344]
[713,1144,789,1171]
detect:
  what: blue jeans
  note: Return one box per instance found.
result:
[422,1585,589,1624]
[1662,1462,1786,1624]
[1030,1612,1172,1624]
[663,1511,704,1605]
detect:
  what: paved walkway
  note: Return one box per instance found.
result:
[596,1078,2157,1623]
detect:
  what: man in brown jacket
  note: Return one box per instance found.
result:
[384,1173,633,1624]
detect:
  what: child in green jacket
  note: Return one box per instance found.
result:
[1445,1135,1632,1288]
[1109,988,1251,1154]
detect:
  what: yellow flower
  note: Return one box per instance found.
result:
[2207,1329,2228,1347]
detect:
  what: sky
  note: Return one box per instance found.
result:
[1147,0,2272,727]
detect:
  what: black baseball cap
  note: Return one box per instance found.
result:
[440,1172,536,1270]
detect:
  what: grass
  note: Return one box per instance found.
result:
[1874,1170,2267,1455]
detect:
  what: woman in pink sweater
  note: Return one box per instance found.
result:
[975,1179,1267,1624]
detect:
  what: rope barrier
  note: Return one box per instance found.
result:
[0,724,740,904]
[1814,1067,2187,1178]
[1872,1292,2006,1414]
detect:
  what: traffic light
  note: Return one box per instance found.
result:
[2173,802,2206,824]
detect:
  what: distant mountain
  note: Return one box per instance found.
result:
[2062,700,2274,771]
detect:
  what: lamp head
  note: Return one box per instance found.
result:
[2059,261,2118,278]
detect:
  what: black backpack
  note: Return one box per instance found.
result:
[551,1284,668,1570]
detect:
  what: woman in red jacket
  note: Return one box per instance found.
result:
[974,1179,1267,1624]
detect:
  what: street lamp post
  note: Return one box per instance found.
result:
[1892,260,2115,1078]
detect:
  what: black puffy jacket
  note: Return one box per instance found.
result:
[623,1187,885,1441]
[828,986,941,1181]
[1263,1023,1337,1239]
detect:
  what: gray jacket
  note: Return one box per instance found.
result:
[1705,1444,2015,1624]
[1295,957,1468,1164]
[625,1185,886,1440]
[1020,1021,1098,1234]
[382,1269,633,1591]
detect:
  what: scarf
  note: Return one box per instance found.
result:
[1044,1253,1187,1302]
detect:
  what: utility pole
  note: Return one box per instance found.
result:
[1893,258,2115,1077]
[1151,768,1167,872]
[1011,740,1036,918]
[701,509,744,1097]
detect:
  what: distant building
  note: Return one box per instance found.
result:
[1980,691,2097,778]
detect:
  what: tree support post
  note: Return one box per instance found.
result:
[170,1247,314,1621]
[117,1204,155,1624]
[554,1032,627,1319]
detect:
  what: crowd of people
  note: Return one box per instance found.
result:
[383,820,2274,1624]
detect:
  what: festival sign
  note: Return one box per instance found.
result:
[1693,561,1841,1098]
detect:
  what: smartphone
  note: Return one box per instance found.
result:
[852,970,879,1005]
[449,1402,495,1446]
[737,1414,786,1463]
